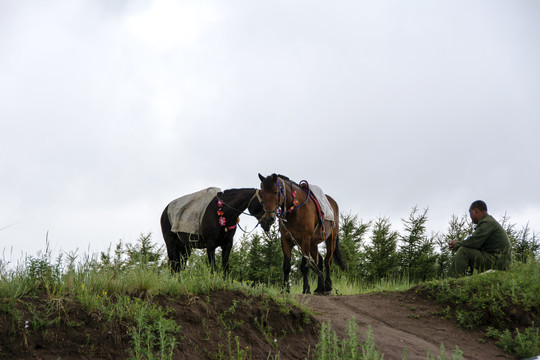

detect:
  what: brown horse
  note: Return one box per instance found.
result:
[258,173,345,294]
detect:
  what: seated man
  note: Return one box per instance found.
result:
[448,200,512,277]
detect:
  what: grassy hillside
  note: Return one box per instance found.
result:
[1,238,538,359]
[417,260,540,358]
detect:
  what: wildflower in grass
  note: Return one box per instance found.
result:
[24,321,30,329]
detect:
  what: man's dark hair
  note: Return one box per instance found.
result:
[470,200,488,212]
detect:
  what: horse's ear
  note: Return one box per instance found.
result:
[258,173,265,182]
[271,173,278,182]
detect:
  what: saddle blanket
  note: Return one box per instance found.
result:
[308,184,334,222]
[167,187,221,235]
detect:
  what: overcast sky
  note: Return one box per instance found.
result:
[1,0,539,265]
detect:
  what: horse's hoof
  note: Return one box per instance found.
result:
[324,290,333,296]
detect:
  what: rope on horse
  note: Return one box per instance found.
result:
[237,221,260,234]
[216,190,263,234]
[284,216,344,295]
[278,218,324,278]
[215,190,261,217]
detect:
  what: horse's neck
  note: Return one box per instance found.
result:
[283,180,308,209]
[222,189,255,212]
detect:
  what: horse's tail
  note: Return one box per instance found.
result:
[160,205,172,239]
[333,234,346,270]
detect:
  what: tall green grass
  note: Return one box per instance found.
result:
[288,274,414,296]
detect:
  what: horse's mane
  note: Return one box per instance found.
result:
[219,188,256,196]
[261,174,300,190]
[277,174,301,187]
[276,174,290,181]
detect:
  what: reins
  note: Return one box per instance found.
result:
[269,178,311,218]
[277,218,324,277]
[215,190,263,234]
[216,190,261,216]
[267,178,324,277]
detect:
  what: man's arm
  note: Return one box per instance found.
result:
[454,220,493,250]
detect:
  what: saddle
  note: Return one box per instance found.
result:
[167,187,221,238]
[299,181,331,239]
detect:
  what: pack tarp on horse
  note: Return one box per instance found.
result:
[308,184,334,222]
[167,187,221,236]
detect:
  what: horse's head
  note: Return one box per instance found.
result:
[246,189,265,224]
[258,173,284,231]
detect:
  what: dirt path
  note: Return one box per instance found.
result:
[297,291,513,360]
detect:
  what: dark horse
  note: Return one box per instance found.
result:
[258,173,345,294]
[161,188,263,274]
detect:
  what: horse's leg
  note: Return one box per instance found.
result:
[313,251,326,294]
[179,244,191,271]
[207,247,216,274]
[324,252,333,293]
[301,242,321,294]
[281,238,293,293]
[323,236,335,293]
[161,207,181,273]
[166,233,184,273]
[165,238,181,273]
[221,241,233,278]
[300,256,311,294]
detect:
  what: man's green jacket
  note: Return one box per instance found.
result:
[455,214,512,268]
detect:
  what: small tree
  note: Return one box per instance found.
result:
[364,217,399,283]
[338,212,370,282]
[259,226,284,284]
[125,233,164,266]
[246,232,266,282]
[230,224,283,285]
[398,207,437,282]
[509,223,539,262]
[434,214,472,277]
[227,233,252,280]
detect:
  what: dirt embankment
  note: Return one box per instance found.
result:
[1,290,513,359]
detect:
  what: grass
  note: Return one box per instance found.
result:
[418,260,540,327]
[417,259,540,358]
[0,242,310,359]
[315,319,463,360]
[287,270,416,296]
[1,236,539,359]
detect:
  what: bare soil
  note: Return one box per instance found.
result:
[297,290,513,360]
[0,289,514,359]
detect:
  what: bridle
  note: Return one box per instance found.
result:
[215,189,264,233]
[261,178,286,217]
[262,177,310,218]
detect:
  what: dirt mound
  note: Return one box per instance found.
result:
[298,290,513,360]
[156,290,318,359]
[0,291,318,359]
[0,297,131,359]
[0,289,514,359]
